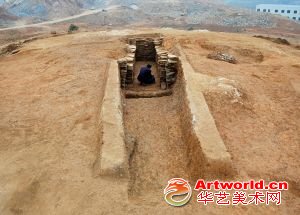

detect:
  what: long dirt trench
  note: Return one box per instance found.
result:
[124,61,192,198]
[99,37,233,207]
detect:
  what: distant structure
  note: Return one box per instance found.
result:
[256,4,300,21]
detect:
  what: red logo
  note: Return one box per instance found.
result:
[164,178,192,207]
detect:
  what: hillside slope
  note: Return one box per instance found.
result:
[0,0,299,33]
[0,6,18,27]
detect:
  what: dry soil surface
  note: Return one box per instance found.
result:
[0,29,299,214]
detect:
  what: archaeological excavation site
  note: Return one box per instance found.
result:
[1,25,299,214]
[97,34,234,196]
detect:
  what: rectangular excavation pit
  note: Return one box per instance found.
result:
[119,36,204,196]
[125,53,234,197]
[118,36,179,93]
[98,37,234,192]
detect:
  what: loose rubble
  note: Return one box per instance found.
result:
[207,52,237,64]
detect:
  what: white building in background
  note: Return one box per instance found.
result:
[256,4,300,21]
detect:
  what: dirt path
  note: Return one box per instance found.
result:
[0,5,120,32]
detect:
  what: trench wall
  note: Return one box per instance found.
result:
[94,61,127,177]
[176,47,234,179]
[174,63,205,181]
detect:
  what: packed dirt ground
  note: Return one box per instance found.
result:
[0,28,299,214]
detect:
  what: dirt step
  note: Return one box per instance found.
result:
[125,89,172,99]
